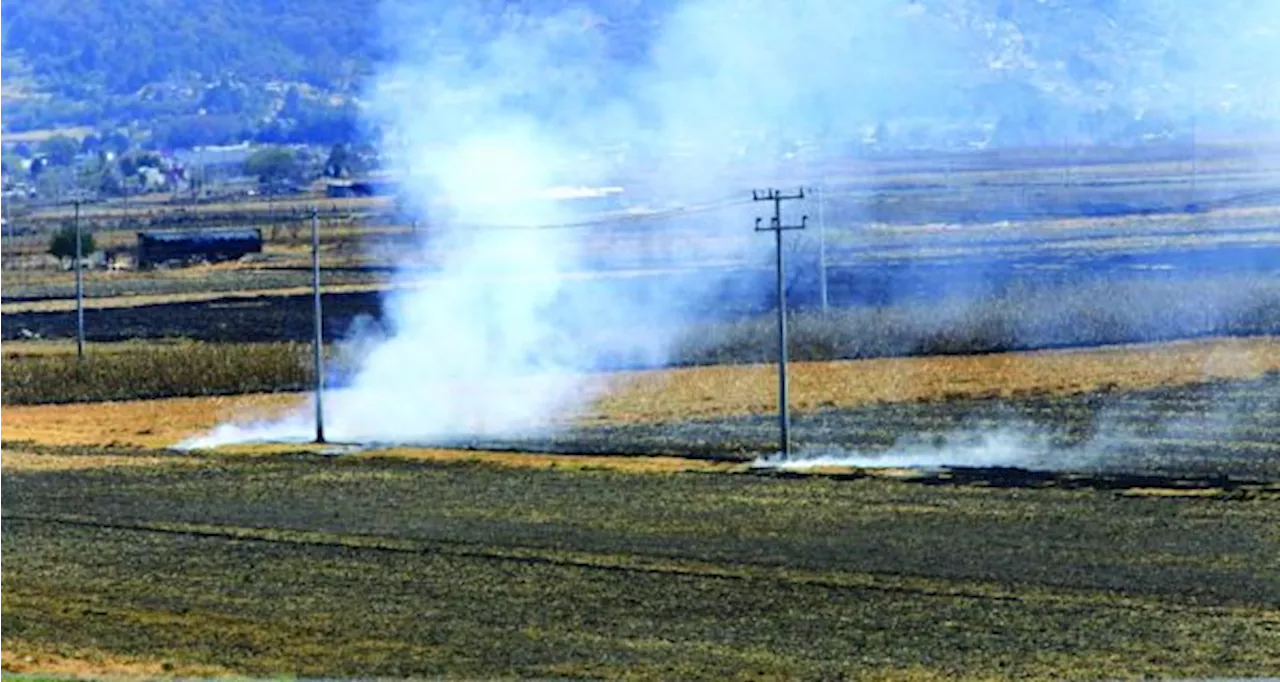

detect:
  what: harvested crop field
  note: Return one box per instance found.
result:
[4,441,1278,679]
[4,341,1279,679]
[7,184,1280,675]
[594,335,1280,421]
[1,392,300,448]
[5,336,1279,446]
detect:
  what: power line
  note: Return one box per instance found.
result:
[448,195,753,232]
[61,193,754,234]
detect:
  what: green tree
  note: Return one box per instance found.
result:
[98,165,124,196]
[80,134,103,154]
[324,143,350,178]
[48,222,96,261]
[102,130,131,156]
[200,80,247,115]
[39,134,80,166]
[118,155,138,179]
[244,146,301,187]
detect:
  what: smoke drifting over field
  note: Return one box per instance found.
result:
[185,0,1280,450]
[185,1,957,447]
[754,429,1061,471]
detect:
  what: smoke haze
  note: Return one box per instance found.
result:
[753,428,1061,471]
[182,0,1280,450]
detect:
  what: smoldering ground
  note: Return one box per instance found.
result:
[754,364,1280,475]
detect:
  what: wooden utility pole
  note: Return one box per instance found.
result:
[753,188,807,457]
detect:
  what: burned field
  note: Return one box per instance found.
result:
[485,371,1280,480]
[4,363,1280,678]
[4,435,1279,679]
[4,162,1280,679]
[1,287,385,344]
[4,240,1280,355]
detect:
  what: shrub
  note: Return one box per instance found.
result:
[47,222,96,261]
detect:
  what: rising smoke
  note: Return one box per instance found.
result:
[183,0,1280,450]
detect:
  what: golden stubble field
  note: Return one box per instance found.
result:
[4,335,1277,468]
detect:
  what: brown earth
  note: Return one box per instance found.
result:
[0,639,227,675]
[1,639,230,678]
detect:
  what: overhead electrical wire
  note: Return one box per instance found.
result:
[445,194,756,232]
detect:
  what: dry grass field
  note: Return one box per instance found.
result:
[0,449,212,472]
[594,335,1280,421]
[4,335,1277,448]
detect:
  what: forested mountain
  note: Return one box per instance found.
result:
[2,0,1277,148]
[1,0,667,145]
[2,0,380,141]
[3,0,381,95]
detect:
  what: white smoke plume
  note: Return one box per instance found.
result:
[182,0,1280,449]
[753,429,1059,471]
[182,0,938,448]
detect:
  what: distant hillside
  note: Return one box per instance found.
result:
[3,0,381,96]
[3,0,1276,149]
[0,0,666,144]
[1,0,383,140]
